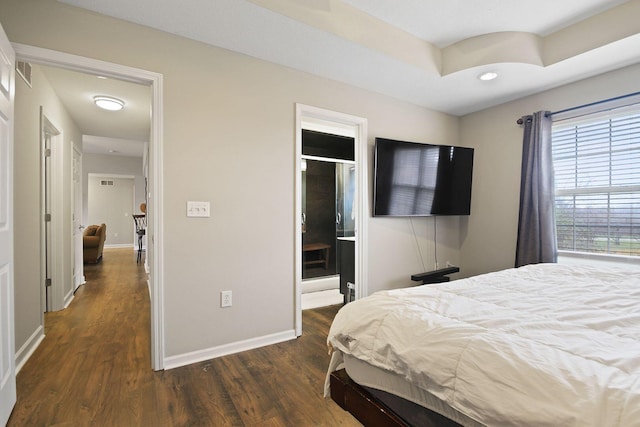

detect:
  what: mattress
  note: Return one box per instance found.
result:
[326,263,640,427]
[343,353,484,427]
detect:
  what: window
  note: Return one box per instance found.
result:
[552,106,640,257]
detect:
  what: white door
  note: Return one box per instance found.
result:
[73,146,84,290]
[0,23,16,426]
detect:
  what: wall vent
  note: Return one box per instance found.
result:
[100,180,114,186]
[16,61,32,87]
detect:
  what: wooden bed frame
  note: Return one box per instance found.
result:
[329,369,462,427]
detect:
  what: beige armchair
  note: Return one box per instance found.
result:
[83,224,107,263]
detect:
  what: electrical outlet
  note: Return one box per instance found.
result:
[221,290,232,308]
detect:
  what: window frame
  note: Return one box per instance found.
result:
[551,102,640,260]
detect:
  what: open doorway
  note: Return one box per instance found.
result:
[13,43,164,370]
[34,62,148,308]
[294,104,368,335]
[301,130,355,308]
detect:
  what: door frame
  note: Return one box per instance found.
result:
[294,104,368,335]
[13,43,165,370]
[0,21,16,426]
[40,111,66,311]
[72,145,84,292]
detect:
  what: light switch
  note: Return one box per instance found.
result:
[187,201,210,217]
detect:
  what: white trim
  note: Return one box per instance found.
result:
[12,43,160,84]
[14,43,165,370]
[63,291,74,309]
[88,172,136,179]
[558,251,640,268]
[555,185,640,197]
[355,116,369,302]
[0,29,17,424]
[301,289,343,310]
[15,326,45,374]
[149,73,165,371]
[41,111,66,312]
[104,243,134,249]
[294,104,368,336]
[302,275,339,293]
[163,330,296,370]
[301,154,356,165]
[72,145,84,292]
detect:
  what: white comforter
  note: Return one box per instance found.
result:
[326,263,640,426]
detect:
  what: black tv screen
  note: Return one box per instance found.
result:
[373,138,474,216]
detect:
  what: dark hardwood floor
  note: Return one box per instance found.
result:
[8,248,359,426]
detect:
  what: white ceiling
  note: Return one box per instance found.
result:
[48,0,640,155]
[39,64,150,157]
[340,0,630,48]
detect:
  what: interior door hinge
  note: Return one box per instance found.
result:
[44,148,51,157]
[45,278,52,287]
[44,213,51,222]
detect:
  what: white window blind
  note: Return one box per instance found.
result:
[552,105,640,257]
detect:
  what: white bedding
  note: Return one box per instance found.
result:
[326,263,640,426]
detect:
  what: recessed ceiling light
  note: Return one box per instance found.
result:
[94,95,124,111]
[478,71,499,81]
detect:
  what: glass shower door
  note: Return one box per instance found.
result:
[336,163,355,238]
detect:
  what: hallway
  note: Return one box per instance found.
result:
[9,248,150,425]
[8,248,356,426]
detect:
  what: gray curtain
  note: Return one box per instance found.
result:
[515,111,557,267]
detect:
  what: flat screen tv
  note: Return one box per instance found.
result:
[373,138,474,216]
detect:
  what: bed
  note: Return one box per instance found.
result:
[325,263,640,426]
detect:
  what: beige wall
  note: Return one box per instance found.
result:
[82,153,145,229]
[459,63,640,278]
[6,0,637,367]
[1,0,460,361]
[87,176,135,246]
[14,62,82,358]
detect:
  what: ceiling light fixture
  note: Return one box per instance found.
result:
[478,71,499,81]
[94,95,124,111]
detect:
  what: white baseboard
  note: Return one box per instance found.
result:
[15,325,45,373]
[64,289,75,309]
[302,289,343,310]
[74,276,86,292]
[302,275,339,293]
[163,329,296,370]
[104,243,134,249]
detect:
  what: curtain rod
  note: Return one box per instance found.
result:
[548,90,640,117]
[517,91,640,125]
